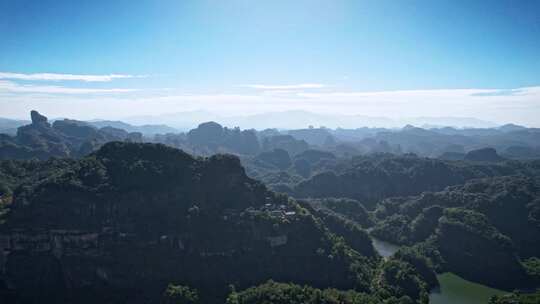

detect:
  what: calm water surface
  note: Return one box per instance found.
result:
[370,236,507,303]
[429,273,507,304]
[371,237,400,259]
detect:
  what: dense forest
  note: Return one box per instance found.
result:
[0,142,443,303]
[0,112,539,303]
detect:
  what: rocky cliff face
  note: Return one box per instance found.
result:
[187,121,260,155]
[30,110,49,127]
[0,142,374,303]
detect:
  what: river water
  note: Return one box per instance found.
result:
[429,273,507,304]
[370,236,508,303]
[371,237,400,259]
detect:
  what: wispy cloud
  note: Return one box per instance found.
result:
[0,80,137,94]
[2,84,540,127]
[296,87,540,99]
[0,72,145,82]
[240,83,327,90]
[470,88,525,97]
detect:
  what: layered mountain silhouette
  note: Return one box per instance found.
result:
[0,111,142,160]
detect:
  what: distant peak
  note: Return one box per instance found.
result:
[30,110,50,127]
[498,123,527,132]
[464,147,505,162]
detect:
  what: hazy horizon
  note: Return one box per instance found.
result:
[1,109,508,131]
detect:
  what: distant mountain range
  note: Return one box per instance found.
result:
[0,117,178,136]
[0,111,506,134]
[123,110,499,130]
[2,111,538,162]
[0,118,30,135]
[87,120,178,135]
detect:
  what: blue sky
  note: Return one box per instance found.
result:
[1,0,539,125]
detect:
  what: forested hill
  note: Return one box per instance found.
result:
[1,142,426,304]
[370,175,540,289]
[289,153,540,206]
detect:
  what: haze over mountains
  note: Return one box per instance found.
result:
[1,110,538,162]
[0,110,502,136]
[121,110,499,130]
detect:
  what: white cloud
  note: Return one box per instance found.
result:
[240,83,327,90]
[0,80,137,94]
[0,72,144,82]
[1,84,540,127]
[296,88,498,99]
